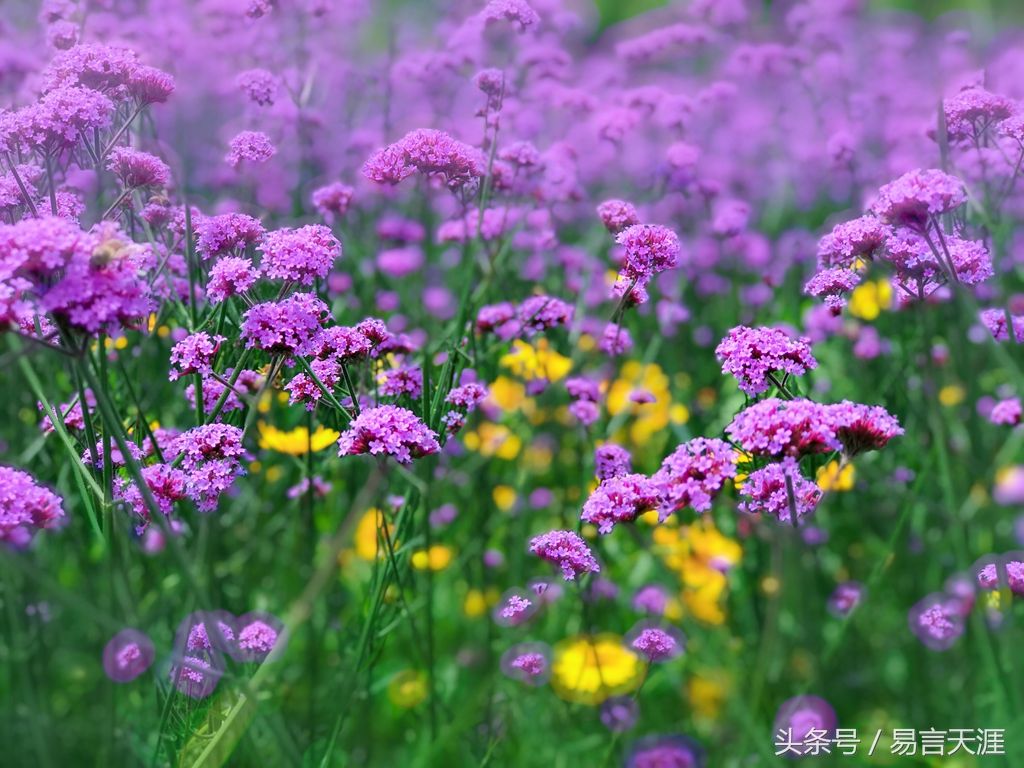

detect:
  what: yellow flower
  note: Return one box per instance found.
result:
[654,519,741,626]
[493,486,517,511]
[669,403,690,425]
[412,545,453,571]
[258,422,340,455]
[462,422,522,460]
[939,385,965,407]
[499,339,572,382]
[817,460,855,492]
[848,279,892,321]
[688,673,729,719]
[551,634,643,705]
[488,376,527,412]
[387,670,427,708]
[464,587,500,617]
[265,465,283,483]
[353,508,392,561]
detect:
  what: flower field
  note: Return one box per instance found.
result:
[2,0,1024,765]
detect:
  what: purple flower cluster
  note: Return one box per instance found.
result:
[311,182,354,221]
[581,473,660,534]
[871,168,966,229]
[597,199,640,234]
[612,224,681,302]
[226,130,276,168]
[529,529,600,580]
[738,457,822,525]
[628,626,682,663]
[207,257,260,303]
[989,398,1022,426]
[715,326,817,396]
[240,293,329,355]
[168,332,225,381]
[336,405,440,464]
[363,128,483,188]
[651,438,736,519]
[260,224,341,285]
[476,295,574,340]
[595,444,632,481]
[107,147,171,189]
[0,466,65,548]
[195,213,265,260]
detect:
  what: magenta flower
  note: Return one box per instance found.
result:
[311,182,354,220]
[363,128,483,189]
[240,293,330,355]
[501,642,551,686]
[107,147,171,189]
[772,696,837,758]
[597,199,640,234]
[652,437,736,519]
[871,168,966,229]
[726,398,842,458]
[0,466,65,548]
[226,130,276,168]
[171,424,245,472]
[260,224,341,285]
[480,0,540,32]
[738,458,822,525]
[528,529,600,580]
[804,268,861,310]
[595,444,632,481]
[816,216,889,269]
[235,68,278,106]
[614,223,681,285]
[979,308,1024,343]
[235,612,284,662]
[581,473,660,534]
[990,398,1022,426]
[336,405,440,464]
[828,401,904,456]
[626,735,705,768]
[103,628,155,683]
[715,326,817,397]
[195,213,265,260]
[909,594,964,651]
[207,256,260,303]
[628,625,683,663]
[599,322,633,355]
[168,332,225,381]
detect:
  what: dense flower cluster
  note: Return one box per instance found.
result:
[0,466,65,547]
[652,438,736,519]
[529,529,600,580]
[715,326,817,396]
[581,474,660,534]
[476,295,574,340]
[260,225,341,285]
[336,406,440,464]
[737,458,822,525]
[363,129,483,188]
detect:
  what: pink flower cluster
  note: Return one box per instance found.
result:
[260,224,341,285]
[0,466,65,548]
[714,325,817,396]
[363,129,483,189]
[529,529,600,580]
[336,405,440,464]
[651,437,737,519]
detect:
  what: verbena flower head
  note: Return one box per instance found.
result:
[909,593,965,651]
[597,199,640,233]
[979,308,1024,343]
[363,128,483,188]
[974,556,1024,595]
[627,624,683,663]
[116,463,187,529]
[614,223,681,285]
[311,182,354,220]
[595,444,631,481]
[945,236,993,285]
[169,653,223,698]
[600,696,639,733]
[180,612,236,654]
[529,529,600,580]
[186,458,245,513]
[207,256,260,303]
[41,42,139,94]
[652,437,736,519]
[103,628,155,683]
[804,268,861,310]
[626,735,705,768]
[501,642,551,685]
[944,86,1014,142]
[599,323,633,355]
[581,473,660,534]
[240,293,329,354]
[871,168,966,229]
[260,224,341,285]
[481,0,540,32]
[738,457,822,525]
[226,130,276,168]
[989,398,1022,426]
[715,325,817,396]
[107,147,171,189]
[171,423,245,471]
[235,68,278,106]
[828,401,904,456]
[336,405,440,464]
[168,332,225,380]
[195,213,265,260]
[235,612,284,662]
[495,592,535,625]
[772,696,837,755]
[816,215,889,269]
[726,398,842,458]
[0,466,65,548]
[128,65,175,105]
[827,581,865,617]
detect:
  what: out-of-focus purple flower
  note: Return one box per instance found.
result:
[103,628,154,683]
[628,625,682,663]
[626,735,705,768]
[632,584,668,616]
[595,444,631,481]
[235,68,278,106]
[989,398,1022,426]
[827,581,864,617]
[600,696,639,732]
[235,612,284,662]
[500,642,551,685]
[311,182,354,221]
[107,147,170,189]
[597,199,640,233]
[168,652,223,698]
[772,695,837,759]
[226,130,276,168]
[871,168,966,229]
[817,216,889,269]
[599,322,633,355]
[909,594,965,651]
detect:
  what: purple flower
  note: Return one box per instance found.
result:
[103,628,155,683]
[496,593,533,624]
[828,401,904,456]
[169,653,223,698]
[185,458,244,513]
[0,466,65,548]
[628,626,683,663]
[107,147,170,189]
[116,463,188,529]
[581,473,660,534]
[816,216,889,269]
[909,594,964,651]
[226,130,276,168]
[944,87,1014,142]
[240,293,329,355]
[168,332,225,381]
[195,213,265,260]
[235,612,283,662]
[614,223,681,286]
[235,68,278,106]
[827,582,864,617]
[501,642,551,685]
[260,224,341,285]
[207,256,260,303]
[528,529,600,580]
[738,458,822,525]
[595,444,631,481]
[626,735,705,768]
[715,326,817,397]
[979,308,1024,343]
[597,199,640,233]
[871,168,966,229]
[600,696,639,732]
[726,398,842,458]
[311,182,354,220]
[380,365,423,399]
[990,398,1022,426]
[599,322,633,355]
[336,405,440,464]
[13,86,114,152]
[773,696,837,758]
[480,0,540,32]
[363,128,483,188]
[804,268,861,310]
[652,438,736,519]
[171,424,245,471]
